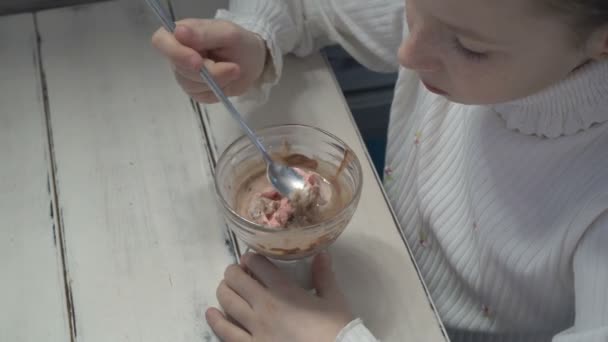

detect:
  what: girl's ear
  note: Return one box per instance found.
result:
[587,25,608,60]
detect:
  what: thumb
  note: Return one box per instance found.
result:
[174,24,203,50]
[174,20,233,52]
[312,251,340,299]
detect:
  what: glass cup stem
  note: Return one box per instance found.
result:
[268,254,316,290]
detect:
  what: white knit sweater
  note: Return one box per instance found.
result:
[215,1,608,341]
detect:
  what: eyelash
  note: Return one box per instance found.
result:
[453,38,488,62]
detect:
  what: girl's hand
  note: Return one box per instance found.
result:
[206,252,354,342]
[151,19,268,103]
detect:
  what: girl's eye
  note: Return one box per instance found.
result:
[453,38,488,61]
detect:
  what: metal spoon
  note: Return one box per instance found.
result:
[145,0,305,197]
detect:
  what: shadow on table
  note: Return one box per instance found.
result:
[330,236,418,339]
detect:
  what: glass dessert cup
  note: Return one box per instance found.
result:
[214,125,363,286]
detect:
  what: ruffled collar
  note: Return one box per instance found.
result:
[492,61,608,138]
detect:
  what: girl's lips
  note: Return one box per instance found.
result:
[422,81,448,95]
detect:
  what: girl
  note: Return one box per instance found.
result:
[152,0,608,341]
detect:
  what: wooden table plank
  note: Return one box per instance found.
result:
[168,2,447,337]
[0,0,109,16]
[0,13,70,342]
[169,0,226,19]
[36,1,233,340]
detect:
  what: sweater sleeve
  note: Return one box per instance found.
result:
[553,211,608,342]
[335,318,378,342]
[215,0,404,82]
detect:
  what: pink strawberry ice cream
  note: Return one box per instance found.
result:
[246,169,327,228]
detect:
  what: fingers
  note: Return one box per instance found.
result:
[152,20,241,83]
[191,91,221,104]
[174,19,241,51]
[173,59,239,86]
[174,71,205,92]
[223,264,266,306]
[312,251,340,299]
[241,253,290,291]
[151,19,255,104]
[216,280,255,330]
[151,27,203,71]
[175,65,241,103]
[205,307,252,342]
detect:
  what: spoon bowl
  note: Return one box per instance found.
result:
[267,162,307,198]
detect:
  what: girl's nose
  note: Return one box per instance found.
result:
[398,32,441,72]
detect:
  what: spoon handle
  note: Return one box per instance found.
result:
[145,0,273,163]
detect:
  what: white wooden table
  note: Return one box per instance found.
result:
[0,1,447,341]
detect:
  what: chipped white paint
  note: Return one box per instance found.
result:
[0,13,70,342]
[34,0,232,340]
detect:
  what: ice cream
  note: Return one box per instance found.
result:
[234,151,350,230]
[246,169,328,228]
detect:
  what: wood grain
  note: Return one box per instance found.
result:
[35,1,234,340]
[0,13,70,342]
[0,0,109,15]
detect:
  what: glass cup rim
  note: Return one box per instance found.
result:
[214,124,363,234]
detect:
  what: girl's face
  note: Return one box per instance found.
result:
[399,0,599,105]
